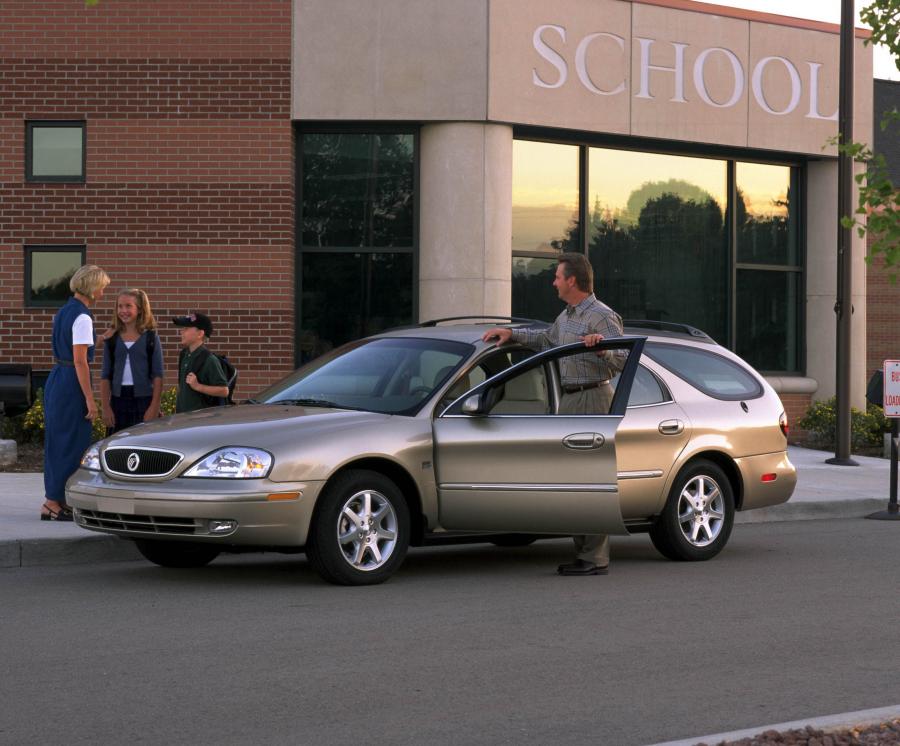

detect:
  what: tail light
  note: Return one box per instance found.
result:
[779,412,789,438]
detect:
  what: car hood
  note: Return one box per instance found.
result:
[99,404,395,457]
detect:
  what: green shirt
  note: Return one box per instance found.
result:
[176,346,228,413]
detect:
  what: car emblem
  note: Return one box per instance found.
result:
[127,452,141,472]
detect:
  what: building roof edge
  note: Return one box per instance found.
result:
[630,0,872,39]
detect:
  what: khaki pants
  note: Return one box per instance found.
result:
[561,383,613,567]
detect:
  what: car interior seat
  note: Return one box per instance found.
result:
[490,369,548,414]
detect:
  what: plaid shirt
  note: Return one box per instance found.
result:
[511,294,625,385]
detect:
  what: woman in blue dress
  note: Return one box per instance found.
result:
[42,265,110,521]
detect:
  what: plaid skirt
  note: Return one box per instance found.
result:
[109,386,154,434]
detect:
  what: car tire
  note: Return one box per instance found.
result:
[490,534,538,548]
[306,469,410,586]
[649,459,735,561]
[134,539,221,568]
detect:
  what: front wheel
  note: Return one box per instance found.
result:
[650,459,735,561]
[134,539,221,568]
[306,470,410,585]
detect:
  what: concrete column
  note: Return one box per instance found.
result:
[418,123,512,321]
[805,159,866,408]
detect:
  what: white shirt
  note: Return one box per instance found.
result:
[72,313,94,346]
[122,340,135,386]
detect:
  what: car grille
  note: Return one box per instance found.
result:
[76,509,200,535]
[103,448,182,477]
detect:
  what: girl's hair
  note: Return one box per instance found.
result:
[69,265,110,301]
[113,288,157,334]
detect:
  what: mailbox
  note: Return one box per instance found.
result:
[0,364,32,416]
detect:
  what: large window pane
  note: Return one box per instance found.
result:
[512,140,579,253]
[736,162,797,265]
[299,252,413,362]
[511,256,560,322]
[301,133,414,248]
[28,123,84,180]
[736,269,800,372]
[588,148,728,343]
[26,247,84,307]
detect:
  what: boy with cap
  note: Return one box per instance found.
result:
[172,312,229,413]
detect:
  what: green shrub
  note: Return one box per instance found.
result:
[798,396,889,449]
[17,387,146,444]
[160,386,177,416]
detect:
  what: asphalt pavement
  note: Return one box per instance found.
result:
[2,519,898,745]
[0,445,895,568]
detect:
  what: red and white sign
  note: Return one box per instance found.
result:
[885,360,900,418]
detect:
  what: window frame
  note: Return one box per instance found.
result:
[24,244,86,308]
[25,120,86,183]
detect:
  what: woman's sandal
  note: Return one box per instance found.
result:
[40,504,74,522]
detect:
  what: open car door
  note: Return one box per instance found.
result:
[432,336,645,535]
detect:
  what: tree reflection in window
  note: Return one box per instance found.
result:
[301,133,414,248]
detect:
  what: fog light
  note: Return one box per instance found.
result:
[208,519,237,534]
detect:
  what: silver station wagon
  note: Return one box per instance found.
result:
[67,319,796,585]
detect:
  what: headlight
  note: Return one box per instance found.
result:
[183,448,272,479]
[81,444,101,471]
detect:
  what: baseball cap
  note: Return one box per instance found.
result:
[172,311,213,337]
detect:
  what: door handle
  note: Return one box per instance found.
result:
[562,432,605,450]
[658,419,684,435]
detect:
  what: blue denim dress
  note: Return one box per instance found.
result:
[43,297,94,504]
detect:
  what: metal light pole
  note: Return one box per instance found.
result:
[827,0,858,467]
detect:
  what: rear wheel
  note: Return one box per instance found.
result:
[650,459,734,561]
[306,470,410,585]
[134,539,221,568]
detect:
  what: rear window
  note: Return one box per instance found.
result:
[645,343,763,400]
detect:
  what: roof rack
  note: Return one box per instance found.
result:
[419,315,541,327]
[622,319,714,341]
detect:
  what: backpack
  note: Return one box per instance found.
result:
[181,346,238,406]
[104,331,156,382]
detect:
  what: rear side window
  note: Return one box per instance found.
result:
[645,343,763,400]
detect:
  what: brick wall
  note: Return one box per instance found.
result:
[866,243,900,383]
[0,0,294,400]
[778,392,812,444]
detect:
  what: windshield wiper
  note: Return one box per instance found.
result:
[271,398,355,410]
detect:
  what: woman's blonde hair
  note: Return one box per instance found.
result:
[69,265,110,301]
[113,288,157,334]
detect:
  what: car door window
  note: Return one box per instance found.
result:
[608,364,671,407]
[438,348,532,410]
[487,366,550,415]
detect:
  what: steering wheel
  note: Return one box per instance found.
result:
[409,386,433,398]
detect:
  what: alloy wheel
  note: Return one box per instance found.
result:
[336,489,399,571]
[676,475,726,547]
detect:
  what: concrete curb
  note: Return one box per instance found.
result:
[645,703,900,746]
[0,535,140,568]
[735,497,889,523]
[1,497,892,569]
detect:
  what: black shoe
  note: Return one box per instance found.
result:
[40,504,73,522]
[557,559,608,576]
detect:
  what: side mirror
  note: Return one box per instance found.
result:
[462,393,484,415]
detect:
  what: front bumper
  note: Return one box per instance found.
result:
[65,468,323,546]
[735,451,797,511]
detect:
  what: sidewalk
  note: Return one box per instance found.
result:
[1,446,895,568]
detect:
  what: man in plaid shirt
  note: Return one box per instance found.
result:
[482,252,624,576]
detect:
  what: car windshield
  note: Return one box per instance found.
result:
[255,337,474,415]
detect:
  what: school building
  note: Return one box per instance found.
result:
[0,0,896,429]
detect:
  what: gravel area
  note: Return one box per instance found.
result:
[698,719,900,746]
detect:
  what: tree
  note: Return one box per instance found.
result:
[836,0,899,275]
